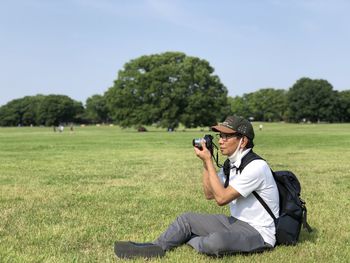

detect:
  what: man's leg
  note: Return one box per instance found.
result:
[115,212,267,258]
[115,212,228,259]
[187,217,271,256]
[154,212,234,251]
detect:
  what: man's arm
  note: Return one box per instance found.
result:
[202,162,214,200]
[194,142,241,206]
[204,157,241,206]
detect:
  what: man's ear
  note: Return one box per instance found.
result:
[240,136,249,149]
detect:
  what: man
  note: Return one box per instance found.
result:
[114,116,279,259]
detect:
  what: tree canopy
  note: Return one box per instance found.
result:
[287,77,337,122]
[0,94,83,126]
[37,95,84,126]
[105,52,229,129]
[229,89,287,121]
[337,90,350,122]
[0,95,45,126]
[85,94,110,124]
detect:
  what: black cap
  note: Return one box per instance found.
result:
[211,116,255,140]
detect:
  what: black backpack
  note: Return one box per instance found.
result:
[223,151,313,246]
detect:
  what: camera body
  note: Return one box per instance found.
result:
[192,134,222,167]
[192,134,214,155]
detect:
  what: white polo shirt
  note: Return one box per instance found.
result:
[218,149,279,246]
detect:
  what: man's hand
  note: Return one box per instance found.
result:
[194,140,212,163]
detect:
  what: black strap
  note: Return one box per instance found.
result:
[303,208,313,232]
[255,190,313,232]
[223,159,231,188]
[300,199,313,232]
[222,150,313,234]
[223,151,263,188]
[211,142,223,168]
[252,191,277,224]
[225,151,312,233]
[222,151,278,224]
[252,169,278,225]
[237,151,264,173]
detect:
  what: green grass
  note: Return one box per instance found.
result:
[0,123,349,262]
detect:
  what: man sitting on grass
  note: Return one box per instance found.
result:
[114,116,279,259]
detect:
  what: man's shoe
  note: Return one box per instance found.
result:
[114,241,165,259]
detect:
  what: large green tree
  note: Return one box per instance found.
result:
[337,90,350,122]
[36,95,84,126]
[245,89,288,121]
[85,94,110,123]
[0,95,45,126]
[0,101,19,126]
[228,89,287,121]
[105,52,229,129]
[287,77,337,122]
[228,96,247,118]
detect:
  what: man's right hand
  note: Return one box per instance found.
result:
[194,140,212,163]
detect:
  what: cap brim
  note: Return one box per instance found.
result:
[211,125,236,134]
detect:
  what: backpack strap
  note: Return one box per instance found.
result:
[238,150,264,173]
[223,150,263,188]
[255,174,313,233]
[300,198,313,232]
[233,151,277,224]
[252,168,279,225]
[252,191,277,225]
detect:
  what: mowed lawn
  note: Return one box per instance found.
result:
[0,123,349,263]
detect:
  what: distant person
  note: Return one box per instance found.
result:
[114,116,279,259]
[259,124,263,131]
[59,125,64,132]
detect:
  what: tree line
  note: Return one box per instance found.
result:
[1,52,349,127]
[230,78,350,123]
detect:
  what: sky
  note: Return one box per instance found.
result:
[1,0,350,106]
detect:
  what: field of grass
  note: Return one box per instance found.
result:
[0,123,349,262]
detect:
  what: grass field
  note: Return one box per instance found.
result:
[0,123,349,262]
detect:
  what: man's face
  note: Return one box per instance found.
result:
[217,132,242,156]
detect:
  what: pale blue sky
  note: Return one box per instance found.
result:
[1,0,349,106]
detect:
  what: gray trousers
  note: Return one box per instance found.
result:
[154,212,272,256]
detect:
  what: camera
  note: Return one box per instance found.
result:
[193,134,222,168]
[192,134,214,154]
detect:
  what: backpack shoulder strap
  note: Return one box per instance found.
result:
[240,152,276,223]
[238,150,264,173]
[223,150,264,188]
[253,191,277,223]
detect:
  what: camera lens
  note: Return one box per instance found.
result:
[192,138,202,148]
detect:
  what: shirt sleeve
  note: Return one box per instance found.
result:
[230,160,266,197]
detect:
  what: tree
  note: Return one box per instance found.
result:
[287,77,337,122]
[85,94,110,123]
[105,52,229,129]
[36,95,84,126]
[337,90,350,122]
[0,103,18,126]
[228,89,287,121]
[21,95,46,125]
[228,96,249,118]
[0,95,45,126]
[0,99,21,126]
[245,89,287,121]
